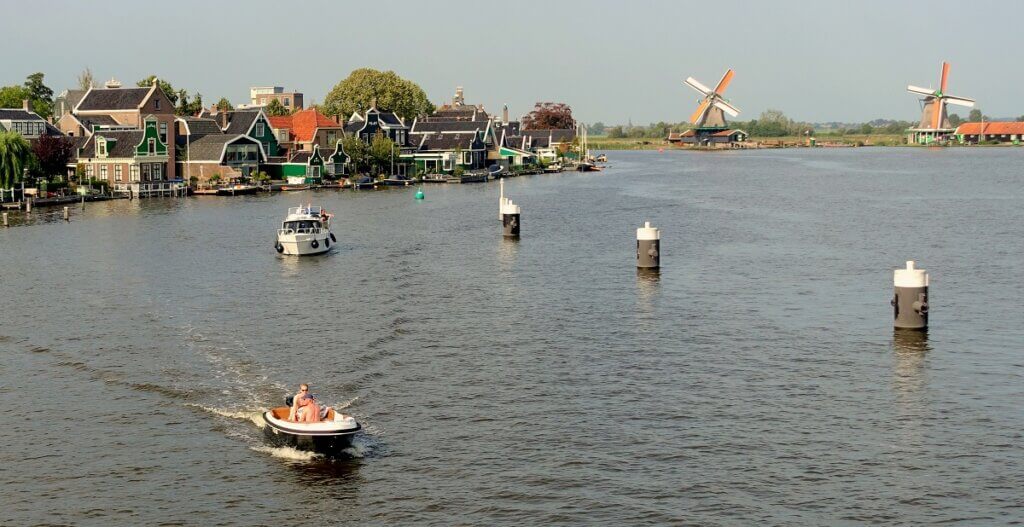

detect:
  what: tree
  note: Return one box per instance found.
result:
[859,123,874,135]
[341,134,369,174]
[31,135,75,181]
[0,131,32,189]
[24,73,53,118]
[323,68,434,121]
[948,113,963,127]
[0,85,32,109]
[522,102,575,130]
[78,68,95,91]
[216,97,234,112]
[368,132,396,175]
[137,75,179,106]
[968,108,983,122]
[589,122,606,135]
[175,90,203,116]
[264,98,289,117]
[606,126,625,138]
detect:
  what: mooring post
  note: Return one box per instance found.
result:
[501,199,521,238]
[25,198,32,213]
[2,212,8,227]
[893,260,929,330]
[636,221,660,269]
[499,179,506,221]
[63,206,70,221]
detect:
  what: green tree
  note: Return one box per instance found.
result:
[323,68,434,121]
[606,126,625,139]
[589,122,606,135]
[176,90,204,116]
[948,113,963,127]
[216,97,234,112]
[0,85,32,109]
[137,75,179,106]
[968,108,983,122]
[0,131,33,189]
[341,134,369,174]
[264,98,289,117]
[24,73,53,118]
[859,123,874,135]
[368,132,396,175]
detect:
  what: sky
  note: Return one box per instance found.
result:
[5,0,1022,125]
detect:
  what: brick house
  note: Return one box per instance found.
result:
[75,117,181,196]
[268,107,343,155]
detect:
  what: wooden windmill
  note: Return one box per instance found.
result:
[906,62,974,144]
[670,69,748,146]
[685,69,740,128]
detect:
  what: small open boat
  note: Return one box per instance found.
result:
[421,173,447,183]
[263,402,361,456]
[280,184,311,191]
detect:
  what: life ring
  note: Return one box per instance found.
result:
[329,233,337,243]
[311,239,319,249]
[275,242,284,253]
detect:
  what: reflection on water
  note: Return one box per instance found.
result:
[497,236,519,271]
[892,329,931,404]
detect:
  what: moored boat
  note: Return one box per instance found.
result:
[421,173,447,183]
[274,204,335,256]
[263,403,361,456]
[381,174,413,186]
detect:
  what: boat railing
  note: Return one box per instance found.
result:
[287,206,322,216]
[277,227,328,236]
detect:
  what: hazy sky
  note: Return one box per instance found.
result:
[5,0,1021,124]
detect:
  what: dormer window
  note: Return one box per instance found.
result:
[97,138,107,157]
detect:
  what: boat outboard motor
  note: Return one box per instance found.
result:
[285,395,294,407]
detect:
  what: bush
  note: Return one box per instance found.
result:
[453,166,465,177]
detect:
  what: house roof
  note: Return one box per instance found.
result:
[269,108,340,143]
[411,120,489,134]
[522,129,576,143]
[415,132,481,151]
[77,87,152,111]
[0,108,46,121]
[289,151,312,163]
[955,121,1024,135]
[79,114,121,128]
[208,110,263,135]
[427,108,489,122]
[180,117,222,138]
[377,110,404,126]
[61,89,87,110]
[80,130,145,158]
[187,134,255,161]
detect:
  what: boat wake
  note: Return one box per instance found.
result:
[249,445,324,462]
[185,403,266,428]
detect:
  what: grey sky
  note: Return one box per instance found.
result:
[5,0,1021,124]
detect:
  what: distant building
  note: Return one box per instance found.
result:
[954,122,1024,144]
[667,129,747,147]
[0,101,63,142]
[268,108,342,155]
[244,86,304,112]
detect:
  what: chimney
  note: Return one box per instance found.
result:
[219,111,228,130]
[23,99,31,112]
[503,104,509,124]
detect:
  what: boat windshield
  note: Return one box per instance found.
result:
[283,220,321,231]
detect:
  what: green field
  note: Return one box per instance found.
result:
[587,134,906,151]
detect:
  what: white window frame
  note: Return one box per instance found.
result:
[148,138,156,155]
[97,139,107,157]
[115,165,123,182]
[130,165,140,181]
[153,164,162,181]
[99,165,108,180]
[159,122,168,142]
[255,122,264,137]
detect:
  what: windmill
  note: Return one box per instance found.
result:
[906,62,974,143]
[670,69,747,146]
[685,69,740,128]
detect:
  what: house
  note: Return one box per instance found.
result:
[202,108,280,157]
[954,122,1024,144]
[497,131,537,166]
[403,132,486,174]
[322,141,349,178]
[58,78,179,181]
[175,115,270,184]
[280,145,326,183]
[268,108,342,155]
[667,129,748,147]
[75,116,182,196]
[0,101,63,142]
[344,105,410,145]
[520,129,576,162]
[244,86,304,112]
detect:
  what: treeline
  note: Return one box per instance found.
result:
[588,108,1022,138]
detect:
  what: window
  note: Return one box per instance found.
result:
[462,152,472,164]
[115,165,123,181]
[255,122,264,137]
[148,138,156,155]
[153,164,162,180]
[85,164,94,177]
[159,122,167,143]
[327,131,336,144]
[155,98,160,110]
[142,164,151,181]
[130,165,140,181]
[99,165,108,180]
[97,139,107,157]
[443,156,453,171]
[283,98,290,107]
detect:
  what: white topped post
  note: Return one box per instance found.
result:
[892,260,929,330]
[501,199,521,238]
[636,221,660,269]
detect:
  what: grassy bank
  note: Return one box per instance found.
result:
[588,133,906,151]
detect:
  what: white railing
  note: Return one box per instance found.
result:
[287,206,322,216]
[277,227,328,236]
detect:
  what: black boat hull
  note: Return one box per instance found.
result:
[263,417,361,456]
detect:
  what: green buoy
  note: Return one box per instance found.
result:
[414,188,424,200]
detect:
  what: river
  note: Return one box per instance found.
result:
[1,148,1022,525]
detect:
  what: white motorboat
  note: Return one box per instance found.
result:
[263,400,361,455]
[274,204,335,256]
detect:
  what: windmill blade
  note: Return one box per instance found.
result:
[907,85,935,96]
[944,95,975,108]
[685,77,712,96]
[939,62,950,93]
[713,69,735,94]
[713,99,740,117]
[932,98,944,129]
[689,99,711,124]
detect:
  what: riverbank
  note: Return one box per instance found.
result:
[588,133,906,151]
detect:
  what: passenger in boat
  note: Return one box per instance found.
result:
[288,384,321,423]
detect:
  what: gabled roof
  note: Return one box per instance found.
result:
[60,89,87,109]
[414,132,482,151]
[179,117,222,138]
[269,108,341,143]
[0,108,46,121]
[207,110,264,135]
[955,121,1024,135]
[522,128,576,143]
[79,114,121,128]
[80,130,145,158]
[76,87,153,112]
[410,120,490,135]
[187,134,260,161]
